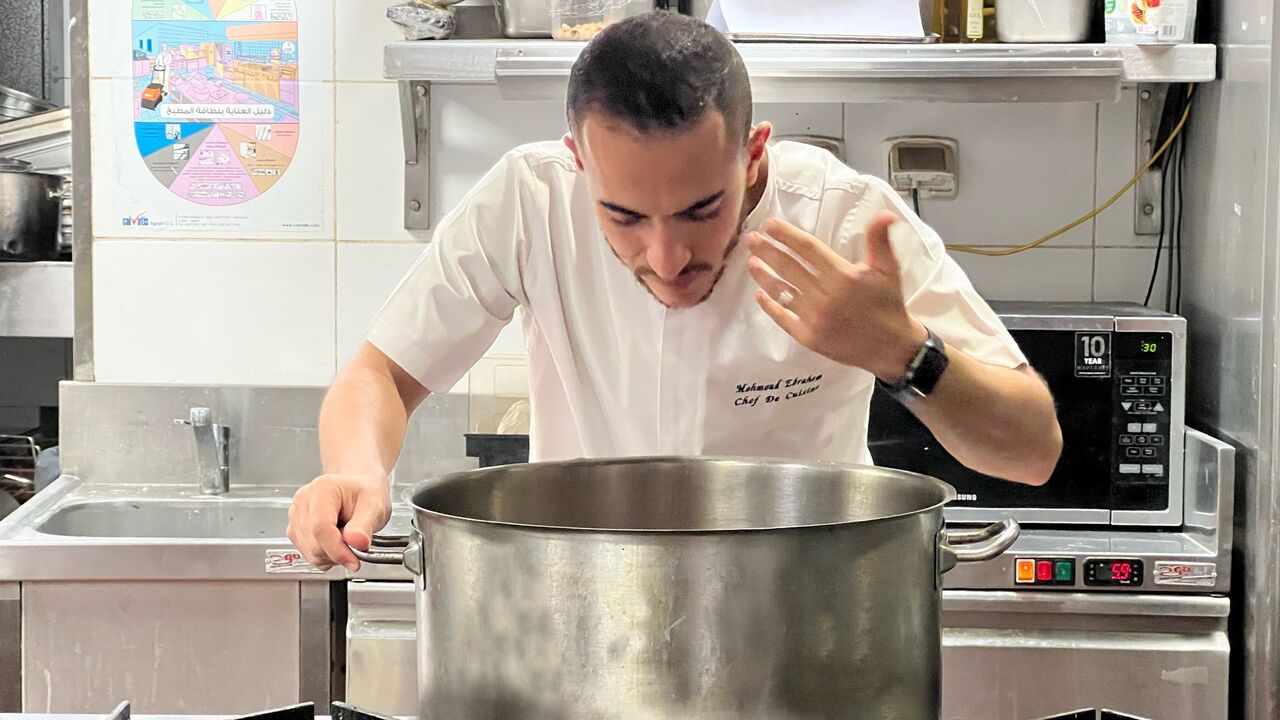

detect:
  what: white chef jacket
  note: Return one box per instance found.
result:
[368,140,1026,464]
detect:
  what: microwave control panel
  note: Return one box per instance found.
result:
[1108,331,1173,510]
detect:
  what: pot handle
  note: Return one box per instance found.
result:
[350,533,423,575]
[938,518,1020,573]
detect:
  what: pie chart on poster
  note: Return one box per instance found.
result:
[131,0,300,207]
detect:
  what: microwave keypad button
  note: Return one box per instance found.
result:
[1147,386,1166,396]
[1122,377,1137,385]
[1122,386,1143,396]
[1142,464,1164,476]
[1136,435,1149,445]
[1152,435,1165,446]
[1142,423,1158,433]
[1119,435,1134,445]
[1126,447,1142,458]
[1119,464,1142,474]
[1136,377,1149,385]
[1127,422,1143,433]
[1142,447,1157,457]
[1152,377,1166,385]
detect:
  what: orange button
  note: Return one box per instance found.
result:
[1015,558,1035,583]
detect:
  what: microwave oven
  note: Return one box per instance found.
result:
[868,302,1186,527]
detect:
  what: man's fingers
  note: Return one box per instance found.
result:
[754,289,809,344]
[315,521,359,572]
[747,256,805,311]
[864,210,901,276]
[309,489,360,572]
[746,231,821,294]
[762,218,843,269]
[342,494,388,553]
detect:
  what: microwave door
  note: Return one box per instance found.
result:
[867,337,1115,525]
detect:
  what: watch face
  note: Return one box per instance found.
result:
[910,330,949,396]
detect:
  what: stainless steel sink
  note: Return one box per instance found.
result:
[35,499,291,539]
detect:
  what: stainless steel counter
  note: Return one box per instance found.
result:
[0,476,420,581]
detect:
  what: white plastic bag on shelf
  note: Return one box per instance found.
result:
[387,1,458,40]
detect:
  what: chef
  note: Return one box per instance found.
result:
[288,12,1063,571]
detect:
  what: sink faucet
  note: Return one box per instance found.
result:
[174,407,231,495]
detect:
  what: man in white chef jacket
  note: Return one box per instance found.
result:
[288,12,1063,571]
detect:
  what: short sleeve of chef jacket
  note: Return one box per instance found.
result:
[366,151,530,393]
[832,173,1027,370]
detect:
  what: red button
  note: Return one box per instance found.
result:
[1036,560,1053,582]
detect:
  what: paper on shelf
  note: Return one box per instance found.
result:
[717,0,924,38]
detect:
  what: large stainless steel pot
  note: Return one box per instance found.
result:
[0,157,65,260]
[358,456,1019,720]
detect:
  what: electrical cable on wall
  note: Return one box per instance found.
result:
[1142,85,1190,309]
[1143,144,1169,308]
[1175,125,1185,313]
[949,85,1195,257]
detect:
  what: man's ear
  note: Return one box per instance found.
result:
[744,122,772,186]
[563,132,585,171]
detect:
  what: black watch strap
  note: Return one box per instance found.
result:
[877,326,949,400]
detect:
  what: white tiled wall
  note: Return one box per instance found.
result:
[93,241,336,385]
[89,2,1170,388]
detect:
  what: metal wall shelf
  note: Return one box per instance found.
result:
[0,261,73,338]
[383,40,1217,228]
[385,41,1217,103]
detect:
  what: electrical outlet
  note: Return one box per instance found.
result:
[884,136,958,199]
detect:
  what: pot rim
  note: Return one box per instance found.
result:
[400,455,958,535]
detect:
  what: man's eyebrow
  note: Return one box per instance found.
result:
[600,201,644,218]
[678,191,725,215]
[600,191,725,219]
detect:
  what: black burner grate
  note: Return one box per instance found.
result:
[92,700,1154,720]
[1036,711,1153,720]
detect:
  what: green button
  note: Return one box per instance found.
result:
[1054,560,1074,582]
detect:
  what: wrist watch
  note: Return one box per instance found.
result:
[877,326,949,400]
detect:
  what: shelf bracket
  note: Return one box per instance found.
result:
[1134,83,1167,236]
[401,80,431,230]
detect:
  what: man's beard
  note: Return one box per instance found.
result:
[611,236,739,309]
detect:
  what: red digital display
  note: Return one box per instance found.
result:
[1084,558,1144,586]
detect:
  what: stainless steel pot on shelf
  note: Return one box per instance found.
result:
[0,157,66,260]
[358,456,1019,720]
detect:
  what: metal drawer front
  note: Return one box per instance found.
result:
[345,581,417,717]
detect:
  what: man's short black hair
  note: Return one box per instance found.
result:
[567,12,752,142]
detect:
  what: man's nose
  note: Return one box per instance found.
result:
[645,226,692,281]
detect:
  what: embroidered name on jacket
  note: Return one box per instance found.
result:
[734,374,824,407]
